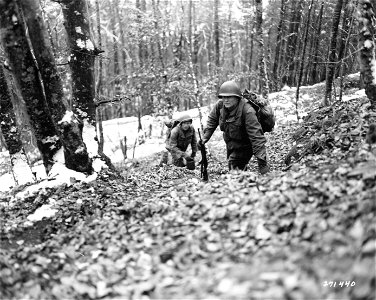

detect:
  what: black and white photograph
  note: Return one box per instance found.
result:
[0,0,375,299]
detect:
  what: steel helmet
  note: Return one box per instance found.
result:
[178,114,192,123]
[218,81,242,98]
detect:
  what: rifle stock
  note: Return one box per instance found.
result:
[198,129,208,181]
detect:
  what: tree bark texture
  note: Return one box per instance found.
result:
[1,0,93,174]
[273,0,287,91]
[0,64,22,155]
[310,1,325,84]
[358,0,376,108]
[0,0,61,172]
[295,0,314,119]
[23,0,93,173]
[324,0,344,105]
[60,0,97,124]
[255,0,269,98]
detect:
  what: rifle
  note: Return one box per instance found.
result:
[198,129,208,181]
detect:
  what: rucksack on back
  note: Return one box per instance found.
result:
[164,119,180,140]
[242,89,276,132]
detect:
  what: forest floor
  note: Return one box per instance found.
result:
[0,79,375,300]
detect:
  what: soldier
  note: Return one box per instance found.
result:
[169,114,198,169]
[200,81,270,174]
[159,119,180,166]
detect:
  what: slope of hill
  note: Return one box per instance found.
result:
[0,76,375,299]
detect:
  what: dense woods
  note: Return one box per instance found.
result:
[0,0,375,173]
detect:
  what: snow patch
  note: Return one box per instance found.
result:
[41,135,59,144]
[76,38,86,49]
[364,40,373,49]
[371,59,376,85]
[76,38,94,50]
[11,15,18,24]
[75,26,83,34]
[342,89,366,102]
[58,110,74,124]
[27,204,57,222]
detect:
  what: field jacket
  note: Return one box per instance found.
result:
[203,98,267,159]
[168,125,198,160]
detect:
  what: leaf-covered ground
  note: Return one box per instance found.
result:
[1,80,375,299]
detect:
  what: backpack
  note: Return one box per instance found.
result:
[164,119,180,139]
[242,89,276,132]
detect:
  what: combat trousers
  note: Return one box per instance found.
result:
[227,145,253,170]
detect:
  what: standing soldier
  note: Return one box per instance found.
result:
[200,81,270,174]
[169,114,198,169]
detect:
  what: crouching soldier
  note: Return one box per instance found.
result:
[159,119,180,166]
[169,114,198,170]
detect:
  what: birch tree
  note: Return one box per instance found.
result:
[255,0,269,97]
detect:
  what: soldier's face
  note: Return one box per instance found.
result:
[181,121,191,131]
[222,96,239,108]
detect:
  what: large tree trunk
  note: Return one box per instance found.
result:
[0,0,61,173]
[59,0,97,124]
[0,0,93,174]
[324,0,344,105]
[357,0,376,109]
[0,64,34,184]
[0,65,22,156]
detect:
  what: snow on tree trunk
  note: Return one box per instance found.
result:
[358,0,376,109]
[60,0,97,124]
[0,63,34,185]
[0,64,22,155]
[58,111,93,173]
[0,0,93,174]
[0,0,61,173]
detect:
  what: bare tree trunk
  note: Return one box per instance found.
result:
[95,0,105,155]
[59,0,97,124]
[339,1,357,101]
[357,0,376,108]
[0,65,23,155]
[273,0,287,91]
[310,1,324,84]
[255,0,269,98]
[324,0,344,106]
[0,0,60,172]
[214,0,220,69]
[228,3,236,69]
[296,0,314,120]
[0,0,93,174]
[0,64,34,184]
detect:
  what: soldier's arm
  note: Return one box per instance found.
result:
[202,101,221,142]
[244,107,267,160]
[169,128,185,158]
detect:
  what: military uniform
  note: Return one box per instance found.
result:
[169,125,198,168]
[201,81,269,173]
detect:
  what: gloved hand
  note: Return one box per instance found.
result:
[257,158,270,175]
[191,152,196,158]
